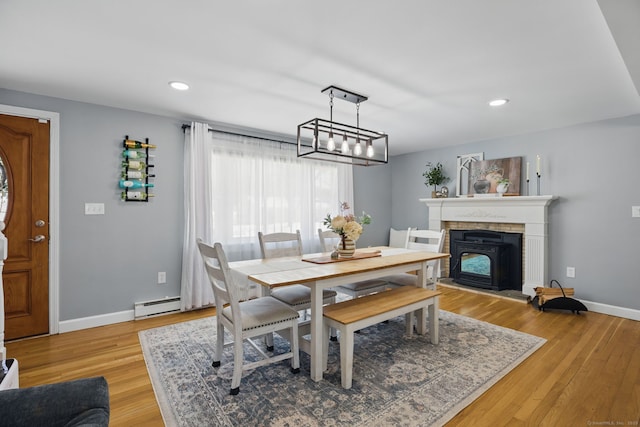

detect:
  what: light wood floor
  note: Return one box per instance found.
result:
[6,286,639,426]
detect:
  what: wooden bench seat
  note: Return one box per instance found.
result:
[323,286,441,389]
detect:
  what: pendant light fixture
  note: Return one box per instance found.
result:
[297,85,388,166]
[326,90,336,152]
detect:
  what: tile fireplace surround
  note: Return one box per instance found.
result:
[419,195,557,298]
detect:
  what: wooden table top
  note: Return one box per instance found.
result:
[233,247,449,288]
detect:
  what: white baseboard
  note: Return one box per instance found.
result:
[441,283,639,321]
[58,310,135,333]
[580,300,640,321]
[55,298,639,335]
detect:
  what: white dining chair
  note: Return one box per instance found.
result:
[318,228,388,299]
[258,230,304,259]
[197,238,300,395]
[382,228,446,290]
[258,231,337,343]
[317,228,340,253]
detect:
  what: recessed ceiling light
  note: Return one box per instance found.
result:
[169,81,190,91]
[489,98,509,107]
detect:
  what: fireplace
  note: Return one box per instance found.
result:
[449,229,522,291]
[420,195,557,298]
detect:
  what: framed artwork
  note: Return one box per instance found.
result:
[468,156,522,196]
[456,153,484,197]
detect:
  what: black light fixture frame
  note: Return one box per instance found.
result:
[297,85,388,166]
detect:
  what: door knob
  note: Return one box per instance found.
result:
[29,235,46,243]
[35,220,46,227]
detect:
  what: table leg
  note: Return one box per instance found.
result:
[263,285,274,349]
[415,261,428,335]
[416,307,427,335]
[429,296,439,345]
[310,282,323,382]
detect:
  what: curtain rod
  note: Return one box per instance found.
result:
[181,124,296,147]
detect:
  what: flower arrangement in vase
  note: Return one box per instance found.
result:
[323,202,371,258]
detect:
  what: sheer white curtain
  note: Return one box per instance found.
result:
[181,122,215,310]
[181,122,353,309]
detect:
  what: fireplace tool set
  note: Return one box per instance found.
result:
[532,280,588,314]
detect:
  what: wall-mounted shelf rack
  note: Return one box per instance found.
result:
[120,135,156,202]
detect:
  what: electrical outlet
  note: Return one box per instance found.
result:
[632,206,640,218]
[157,272,166,284]
[84,203,105,215]
[566,267,575,278]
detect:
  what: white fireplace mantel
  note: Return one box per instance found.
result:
[419,195,558,297]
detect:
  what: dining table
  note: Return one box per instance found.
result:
[229,246,450,382]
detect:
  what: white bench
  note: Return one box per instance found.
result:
[323,286,442,389]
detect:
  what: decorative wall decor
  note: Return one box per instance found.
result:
[456,153,484,197]
[468,156,522,196]
[119,136,156,202]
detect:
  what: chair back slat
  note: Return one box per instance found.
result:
[405,228,446,281]
[197,239,241,316]
[405,228,445,252]
[318,228,340,252]
[258,231,303,259]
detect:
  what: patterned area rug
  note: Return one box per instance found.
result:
[139,311,545,427]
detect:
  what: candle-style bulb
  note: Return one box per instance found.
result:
[327,132,335,151]
[341,134,350,154]
[366,141,374,158]
[354,138,363,156]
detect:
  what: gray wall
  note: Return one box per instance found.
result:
[2,87,638,322]
[1,89,185,320]
[353,163,392,249]
[381,115,640,311]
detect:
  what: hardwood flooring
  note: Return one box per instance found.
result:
[6,286,639,426]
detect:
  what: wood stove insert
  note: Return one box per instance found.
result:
[449,229,522,291]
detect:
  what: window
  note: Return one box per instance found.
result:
[208,131,352,260]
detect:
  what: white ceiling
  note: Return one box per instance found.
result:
[1,0,639,155]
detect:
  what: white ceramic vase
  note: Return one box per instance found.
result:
[496,182,509,195]
[338,237,356,258]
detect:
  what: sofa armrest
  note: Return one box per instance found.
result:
[0,376,109,427]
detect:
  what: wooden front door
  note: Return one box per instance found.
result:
[0,114,50,340]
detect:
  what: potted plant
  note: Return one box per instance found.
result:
[496,178,510,195]
[423,162,450,198]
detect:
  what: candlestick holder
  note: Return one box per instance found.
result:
[536,173,541,196]
[525,179,530,196]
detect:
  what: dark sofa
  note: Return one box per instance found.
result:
[0,376,110,427]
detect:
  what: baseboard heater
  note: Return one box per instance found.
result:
[134,296,181,318]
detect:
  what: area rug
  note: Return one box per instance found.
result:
[139,312,545,427]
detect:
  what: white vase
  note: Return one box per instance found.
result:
[338,237,356,258]
[496,182,509,195]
